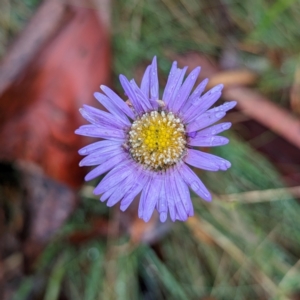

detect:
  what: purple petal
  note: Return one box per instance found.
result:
[188,135,229,147]
[168,175,188,221]
[184,149,231,171]
[159,212,167,223]
[175,201,188,221]
[178,163,212,201]
[183,84,224,123]
[120,173,148,211]
[100,188,115,202]
[165,169,176,222]
[138,175,152,220]
[94,161,136,194]
[162,61,178,104]
[75,124,126,141]
[181,78,209,114]
[94,92,130,125]
[157,176,168,222]
[100,182,120,203]
[106,173,136,207]
[79,146,123,166]
[79,106,125,130]
[196,122,232,137]
[100,85,135,119]
[184,150,219,171]
[164,67,188,107]
[119,75,144,115]
[186,111,226,133]
[130,79,152,111]
[174,170,194,217]
[78,140,122,156]
[85,152,128,181]
[207,101,237,113]
[150,56,159,103]
[141,65,150,98]
[171,67,201,114]
[142,174,163,222]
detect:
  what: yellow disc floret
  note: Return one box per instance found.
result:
[128,110,186,170]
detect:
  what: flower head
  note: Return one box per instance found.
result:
[76,57,236,222]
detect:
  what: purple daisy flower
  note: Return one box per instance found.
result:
[76,57,236,223]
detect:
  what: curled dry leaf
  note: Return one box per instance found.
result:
[0,0,111,188]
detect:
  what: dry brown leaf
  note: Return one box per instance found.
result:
[207,69,258,89]
[0,0,111,188]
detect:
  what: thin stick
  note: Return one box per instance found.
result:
[217,186,300,203]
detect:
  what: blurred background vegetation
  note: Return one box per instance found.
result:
[1,0,300,299]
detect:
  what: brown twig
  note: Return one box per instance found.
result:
[217,185,300,203]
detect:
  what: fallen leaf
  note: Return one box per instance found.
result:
[207,69,258,89]
[0,0,111,188]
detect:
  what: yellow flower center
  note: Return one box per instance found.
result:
[128,110,186,170]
